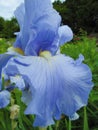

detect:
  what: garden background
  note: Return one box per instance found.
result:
[0,0,98,130]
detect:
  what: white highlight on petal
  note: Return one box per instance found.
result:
[69,113,79,120]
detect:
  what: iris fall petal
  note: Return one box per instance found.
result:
[0,90,11,108]
[3,54,93,126]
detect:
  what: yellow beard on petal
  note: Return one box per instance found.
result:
[8,47,24,55]
[39,51,52,59]
[14,47,24,55]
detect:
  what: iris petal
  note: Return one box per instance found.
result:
[69,113,79,120]
[33,115,54,127]
[58,25,73,45]
[44,34,60,55]
[3,54,93,126]
[14,0,61,54]
[10,75,25,90]
[13,3,25,49]
[25,10,61,55]
[0,54,13,78]
[0,90,10,108]
[24,0,52,23]
[13,33,23,49]
[14,3,25,30]
[21,89,32,105]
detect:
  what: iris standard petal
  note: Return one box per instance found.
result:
[3,54,93,126]
[0,90,11,108]
[16,0,61,53]
[13,33,23,49]
[14,3,25,30]
[13,3,25,49]
[24,0,52,23]
[44,34,60,55]
[25,10,61,55]
[58,25,73,45]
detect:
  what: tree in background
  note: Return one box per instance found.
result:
[0,0,98,38]
[0,17,5,37]
[54,0,98,33]
[0,17,19,39]
[2,18,19,39]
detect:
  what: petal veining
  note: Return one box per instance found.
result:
[3,54,93,126]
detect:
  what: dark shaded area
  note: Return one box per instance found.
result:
[0,17,19,39]
[54,0,98,34]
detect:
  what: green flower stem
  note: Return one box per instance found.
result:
[10,98,17,130]
[11,120,17,130]
[68,120,71,130]
[49,126,53,130]
[39,127,47,130]
[83,107,89,130]
[56,120,60,130]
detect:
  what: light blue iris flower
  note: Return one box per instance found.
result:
[0,55,11,108]
[0,81,9,109]
[0,89,11,109]
[0,0,93,127]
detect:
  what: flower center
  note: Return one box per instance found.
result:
[39,51,52,59]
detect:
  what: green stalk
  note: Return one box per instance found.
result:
[4,109,11,130]
[68,120,71,130]
[65,118,68,129]
[11,120,17,130]
[10,98,15,130]
[49,126,53,130]
[83,107,89,130]
[56,120,59,130]
[39,127,47,130]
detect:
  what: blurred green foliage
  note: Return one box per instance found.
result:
[0,39,11,53]
[0,38,14,53]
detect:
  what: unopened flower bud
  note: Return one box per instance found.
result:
[10,104,20,119]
